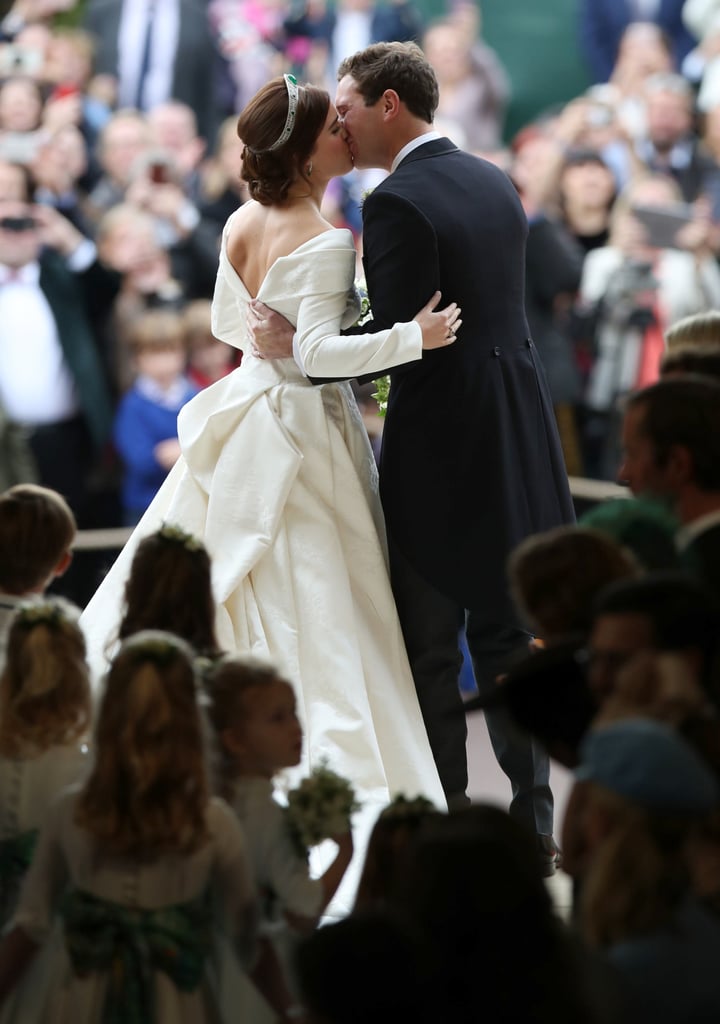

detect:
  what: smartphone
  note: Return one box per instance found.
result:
[0,215,37,232]
[0,45,43,77]
[148,161,171,184]
[0,131,44,165]
[586,104,613,128]
[630,201,694,249]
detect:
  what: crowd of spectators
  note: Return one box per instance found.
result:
[2,3,720,1018]
[2,0,720,568]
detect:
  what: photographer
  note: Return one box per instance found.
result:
[574,173,720,479]
[0,166,121,598]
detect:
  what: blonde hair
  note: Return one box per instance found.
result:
[128,308,186,355]
[665,311,720,351]
[181,299,214,350]
[0,598,90,758]
[75,631,209,859]
[50,26,96,63]
[204,656,289,796]
[96,202,156,251]
[660,343,720,380]
[580,784,695,946]
[0,484,76,593]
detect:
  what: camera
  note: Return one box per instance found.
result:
[0,215,37,232]
[586,104,614,128]
[148,160,172,185]
[0,45,43,77]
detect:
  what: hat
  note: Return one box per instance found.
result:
[463,640,597,767]
[579,497,679,571]
[575,718,720,813]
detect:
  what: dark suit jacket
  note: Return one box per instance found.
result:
[524,214,584,404]
[578,0,696,83]
[360,138,575,611]
[39,250,117,448]
[680,522,720,607]
[84,0,227,144]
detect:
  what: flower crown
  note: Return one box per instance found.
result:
[378,793,436,821]
[158,523,202,552]
[121,630,193,667]
[15,599,74,631]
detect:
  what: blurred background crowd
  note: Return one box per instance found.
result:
[3,0,720,602]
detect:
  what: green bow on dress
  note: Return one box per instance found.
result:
[0,828,38,878]
[0,829,38,927]
[60,888,213,1024]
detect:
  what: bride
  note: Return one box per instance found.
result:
[81,74,456,902]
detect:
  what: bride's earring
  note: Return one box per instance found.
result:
[306,161,313,176]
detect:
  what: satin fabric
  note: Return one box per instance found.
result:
[81,222,445,911]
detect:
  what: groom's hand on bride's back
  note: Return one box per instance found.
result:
[248,300,295,360]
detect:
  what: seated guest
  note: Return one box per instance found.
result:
[388,804,620,1024]
[618,377,720,601]
[563,717,720,1024]
[508,525,639,646]
[579,496,680,571]
[586,572,720,708]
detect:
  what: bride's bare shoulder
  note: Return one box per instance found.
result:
[226,202,342,288]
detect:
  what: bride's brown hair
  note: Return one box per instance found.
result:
[237,77,329,205]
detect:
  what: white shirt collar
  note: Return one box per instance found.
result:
[391,131,443,173]
[135,372,190,408]
[0,262,40,286]
[676,507,720,550]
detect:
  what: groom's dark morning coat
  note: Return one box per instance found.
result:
[361,138,575,613]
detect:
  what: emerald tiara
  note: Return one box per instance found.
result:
[265,73,300,152]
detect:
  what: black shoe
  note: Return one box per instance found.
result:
[537,834,562,878]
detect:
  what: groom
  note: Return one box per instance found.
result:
[251,43,575,857]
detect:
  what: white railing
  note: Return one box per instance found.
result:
[70,478,629,551]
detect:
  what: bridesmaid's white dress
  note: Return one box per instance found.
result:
[1,793,257,1024]
[81,218,446,910]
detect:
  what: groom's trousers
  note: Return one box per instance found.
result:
[389,539,553,835]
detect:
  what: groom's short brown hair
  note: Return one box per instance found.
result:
[337,42,439,124]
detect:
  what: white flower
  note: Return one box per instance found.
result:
[285,759,360,856]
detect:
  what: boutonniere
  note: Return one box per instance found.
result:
[353,278,372,327]
[360,187,375,210]
[372,375,390,418]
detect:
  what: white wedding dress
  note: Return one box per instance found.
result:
[81,217,445,910]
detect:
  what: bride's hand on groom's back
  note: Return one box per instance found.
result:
[414,291,461,350]
[248,299,295,360]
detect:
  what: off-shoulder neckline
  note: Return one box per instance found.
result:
[222,225,355,301]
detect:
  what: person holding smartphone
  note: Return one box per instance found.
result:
[576,172,720,479]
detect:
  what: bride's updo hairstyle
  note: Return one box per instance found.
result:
[237,75,330,205]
